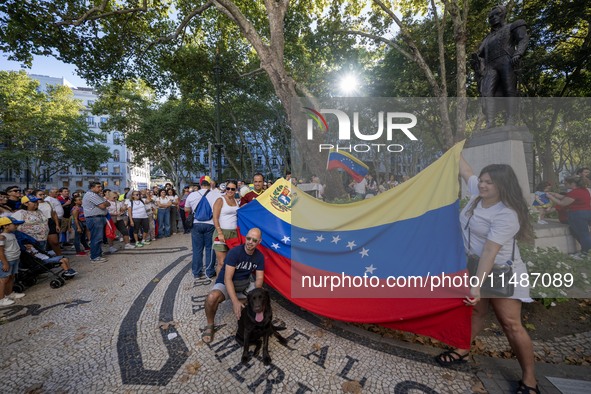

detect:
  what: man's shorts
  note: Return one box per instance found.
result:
[0,259,19,278]
[48,218,58,235]
[213,228,238,252]
[212,281,255,301]
[60,218,71,232]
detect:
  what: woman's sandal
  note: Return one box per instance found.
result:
[202,324,215,344]
[435,349,469,366]
[515,380,540,394]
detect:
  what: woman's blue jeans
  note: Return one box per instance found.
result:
[157,208,170,237]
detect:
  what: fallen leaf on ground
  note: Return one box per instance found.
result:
[471,381,487,393]
[342,380,362,393]
[185,361,201,375]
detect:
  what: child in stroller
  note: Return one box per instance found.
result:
[15,231,77,291]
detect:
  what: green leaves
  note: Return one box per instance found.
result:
[0,71,111,186]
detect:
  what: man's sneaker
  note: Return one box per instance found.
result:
[143,240,151,245]
[135,242,144,248]
[0,297,15,306]
[7,292,25,300]
[63,268,77,277]
[124,243,135,250]
[91,257,108,263]
[108,246,118,254]
[76,251,87,256]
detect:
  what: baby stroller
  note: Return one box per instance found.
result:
[13,231,72,292]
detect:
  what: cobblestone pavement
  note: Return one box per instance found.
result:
[0,235,588,393]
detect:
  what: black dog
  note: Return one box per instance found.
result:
[235,288,287,365]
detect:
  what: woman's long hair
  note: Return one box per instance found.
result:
[468,164,533,242]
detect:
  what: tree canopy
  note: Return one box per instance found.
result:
[1,0,589,185]
[0,70,111,188]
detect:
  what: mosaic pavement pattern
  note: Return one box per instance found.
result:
[0,237,478,393]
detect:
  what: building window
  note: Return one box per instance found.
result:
[76,180,83,187]
[113,166,121,175]
[114,180,121,187]
[100,117,108,124]
[62,181,70,188]
[257,156,262,166]
[272,157,277,166]
[87,100,94,106]
[86,116,95,126]
[113,132,122,145]
[113,149,120,162]
[103,180,108,187]
[101,166,109,175]
[76,166,83,175]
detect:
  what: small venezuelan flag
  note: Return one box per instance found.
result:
[326,150,369,182]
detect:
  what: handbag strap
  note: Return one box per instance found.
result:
[465,213,516,260]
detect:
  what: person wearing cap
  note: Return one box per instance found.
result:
[240,173,265,206]
[0,216,27,305]
[82,182,111,263]
[11,195,50,251]
[185,175,221,278]
[5,186,22,211]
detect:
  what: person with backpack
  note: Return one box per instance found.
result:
[185,176,221,279]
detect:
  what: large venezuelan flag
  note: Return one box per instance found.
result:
[234,141,471,348]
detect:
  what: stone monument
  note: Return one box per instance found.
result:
[464,4,533,201]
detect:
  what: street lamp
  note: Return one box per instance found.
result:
[213,52,223,182]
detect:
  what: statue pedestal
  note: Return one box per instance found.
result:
[462,126,533,202]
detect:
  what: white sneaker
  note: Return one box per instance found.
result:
[0,297,15,306]
[119,237,124,242]
[124,243,135,249]
[7,292,25,300]
[108,246,118,253]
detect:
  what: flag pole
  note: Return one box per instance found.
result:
[325,148,333,171]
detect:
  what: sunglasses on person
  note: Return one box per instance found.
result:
[246,236,259,243]
[9,189,21,193]
[226,187,236,191]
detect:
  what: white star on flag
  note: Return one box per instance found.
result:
[331,235,341,244]
[281,235,291,244]
[364,264,376,274]
[271,243,280,250]
[359,248,369,258]
[316,235,325,242]
[346,241,357,250]
[298,237,307,243]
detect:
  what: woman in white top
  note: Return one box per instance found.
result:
[167,188,179,234]
[436,156,538,394]
[212,180,239,275]
[155,189,172,238]
[127,191,151,248]
[106,191,133,250]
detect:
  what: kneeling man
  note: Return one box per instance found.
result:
[202,228,264,344]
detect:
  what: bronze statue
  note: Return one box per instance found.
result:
[472,5,528,128]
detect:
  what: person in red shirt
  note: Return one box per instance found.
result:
[239,173,265,206]
[548,175,591,256]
